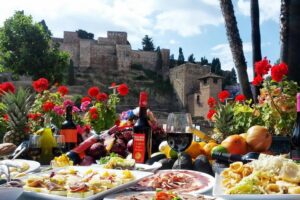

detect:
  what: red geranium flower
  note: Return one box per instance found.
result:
[3,114,9,122]
[91,113,98,120]
[218,90,230,103]
[57,86,69,96]
[207,109,216,120]
[88,86,100,98]
[235,94,246,102]
[117,83,129,96]
[89,107,98,115]
[111,82,116,87]
[81,96,91,103]
[42,101,55,112]
[271,62,288,82]
[254,57,271,75]
[252,75,264,86]
[27,113,42,121]
[97,93,108,101]
[32,78,49,93]
[207,97,217,108]
[0,82,15,95]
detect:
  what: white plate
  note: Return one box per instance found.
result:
[213,173,300,200]
[22,166,154,200]
[94,162,162,172]
[104,191,218,200]
[138,169,215,195]
[0,159,40,174]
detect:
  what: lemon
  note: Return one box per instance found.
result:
[159,141,169,153]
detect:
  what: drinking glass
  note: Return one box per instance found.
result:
[52,135,65,157]
[28,135,41,161]
[166,113,193,169]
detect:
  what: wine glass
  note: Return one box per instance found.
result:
[52,135,65,157]
[166,113,193,169]
[28,135,41,161]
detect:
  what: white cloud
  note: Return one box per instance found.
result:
[200,0,219,7]
[237,0,280,23]
[211,42,254,80]
[169,39,178,45]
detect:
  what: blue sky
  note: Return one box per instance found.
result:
[0,0,281,80]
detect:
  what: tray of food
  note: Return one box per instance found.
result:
[213,154,300,199]
[137,169,215,195]
[0,159,40,179]
[21,166,153,199]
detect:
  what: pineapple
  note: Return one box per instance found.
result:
[2,88,33,146]
[213,103,235,141]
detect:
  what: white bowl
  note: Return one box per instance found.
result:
[0,187,23,200]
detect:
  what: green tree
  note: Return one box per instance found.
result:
[169,54,175,68]
[76,29,94,40]
[156,46,163,71]
[68,59,75,85]
[231,67,237,84]
[142,35,155,51]
[200,57,209,65]
[211,58,222,75]
[188,54,196,63]
[0,11,69,83]
[177,47,185,65]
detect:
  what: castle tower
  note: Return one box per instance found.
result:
[188,72,223,117]
[160,49,170,80]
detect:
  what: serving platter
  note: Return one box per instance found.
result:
[213,173,300,200]
[22,166,153,200]
[94,162,162,172]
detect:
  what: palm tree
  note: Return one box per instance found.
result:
[287,0,300,84]
[280,0,289,63]
[251,0,262,99]
[219,0,253,100]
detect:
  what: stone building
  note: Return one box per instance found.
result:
[52,31,170,79]
[170,63,223,118]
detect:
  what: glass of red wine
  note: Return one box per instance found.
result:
[28,135,41,161]
[166,113,193,169]
[52,135,65,157]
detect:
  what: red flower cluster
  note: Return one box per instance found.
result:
[42,101,55,112]
[88,86,100,98]
[117,83,129,96]
[255,57,271,75]
[271,62,288,82]
[97,93,108,101]
[252,75,264,86]
[235,94,246,102]
[252,58,288,85]
[218,90,230,102]
[81,96,91,103]
[3,114,9,122]
[27,113,42,121]
[89,107,98,120]
[111,82,116,87]
[207,109,216,120]
[207,97,216,108]
[57,86,69,96]
[32,78,49,93]
[0,82,15,95]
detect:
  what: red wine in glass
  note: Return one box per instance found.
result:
[167,132,193,153]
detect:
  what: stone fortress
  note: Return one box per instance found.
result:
[52,31,223,119]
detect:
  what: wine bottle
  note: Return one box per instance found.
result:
[66,125,119,165]
[133,92,152,163]
[291,93,300,161]
[212,152,260,164]
[60,105,78,152]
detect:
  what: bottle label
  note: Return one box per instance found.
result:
[60,129,78,143]
[133,133,146,163]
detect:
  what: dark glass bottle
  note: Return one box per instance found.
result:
[212,152,260,164]
[291,93,300,161]
[60,105,78,152]
[133,92,152,163]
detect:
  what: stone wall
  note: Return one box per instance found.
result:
[116,45,131,71]
[107,31,127,45]
[131,50,158,71]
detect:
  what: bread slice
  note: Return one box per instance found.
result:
[23,185,49,194]
[67,190,93,198]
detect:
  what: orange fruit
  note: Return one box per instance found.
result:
[185,141,206,159]
[221,135,247,155]
[203,142,218,158]
[198,141,206,148]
